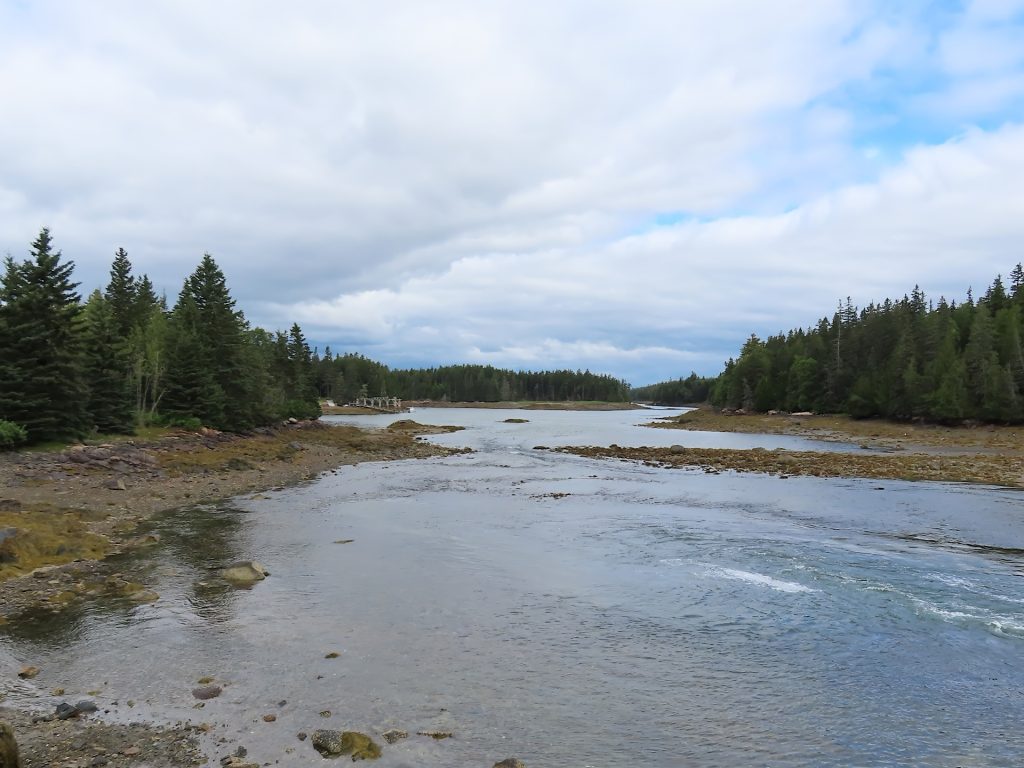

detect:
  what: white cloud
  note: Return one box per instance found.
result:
[1,2,1022,383]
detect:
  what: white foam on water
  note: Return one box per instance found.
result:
[928,572,976,589]
[928,571,1024,606]
[659,558,685,567]
[909,596,1024,638]
[709,566,817,593]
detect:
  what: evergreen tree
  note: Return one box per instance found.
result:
[160,291,223,425]
[81,290,134,433]
[104,248,138,337]
[0,229,89,442]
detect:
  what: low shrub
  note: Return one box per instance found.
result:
[0,420,28,449]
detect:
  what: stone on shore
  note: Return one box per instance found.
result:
[0,721,19,768]
[310,730,381,760]
[191,684,223,700]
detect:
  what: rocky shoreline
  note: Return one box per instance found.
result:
[0,420,465,617]
[0,419,478,767]
[557,406,1024,487]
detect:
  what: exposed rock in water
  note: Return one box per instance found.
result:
[417,730,452,740]
[380,729,407,744]
[191,684,223,700]
[220,561,268,585]
[17,667,38,680]
[493,760,527,768]
[502,418,529,423]
[310,730,381,760]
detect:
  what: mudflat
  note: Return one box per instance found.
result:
[558,407,1024,488]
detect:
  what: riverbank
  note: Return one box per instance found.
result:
[0,704,207,768]
[0,420,465,617]
[1,420,472,767]
[556,407,1024,487]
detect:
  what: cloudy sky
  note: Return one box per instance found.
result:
[2,1,1023,384]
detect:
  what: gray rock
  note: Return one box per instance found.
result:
[381,729,407,744]
[220,561,268,584]
[191,684,223,700]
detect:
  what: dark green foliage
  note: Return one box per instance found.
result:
[159,255,321,429]
[0,229,90,442]
[0,231,325,442]
[313,355,631,403]
[0,419,27,449]
[81,291,135,433]
[630,372,713,405]
[712,265,1024,423]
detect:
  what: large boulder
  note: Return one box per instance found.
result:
[310,730,381,760]
[220,561,269,585]
[0,721,20,768]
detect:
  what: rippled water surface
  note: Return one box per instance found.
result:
[2,408,1023,766]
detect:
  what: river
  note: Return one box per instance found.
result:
[2,408,1023,766]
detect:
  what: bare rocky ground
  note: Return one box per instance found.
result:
[558,406,1024,488]
[0,704,206,768]
[0,420,468,767]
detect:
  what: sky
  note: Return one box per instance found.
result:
[2,1,1024,385]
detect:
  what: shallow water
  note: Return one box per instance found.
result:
[2,408,1022,766]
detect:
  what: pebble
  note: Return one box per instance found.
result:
[262,714,276,722]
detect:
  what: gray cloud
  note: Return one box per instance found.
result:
[2,1,1023,384]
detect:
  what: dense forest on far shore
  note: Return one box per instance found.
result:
[709,265,1024,423]
[312,355,630,404]
[630,373,715,405]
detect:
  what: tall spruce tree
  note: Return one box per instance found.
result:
[104,248,138,337]
[0,229,89,442]
[160,255,254,430]
[81,290,134,433]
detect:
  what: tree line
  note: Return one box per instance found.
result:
[312,355,631,403]
[0,228,320,445]
[708,266,1024,423]
[629,373,715,405]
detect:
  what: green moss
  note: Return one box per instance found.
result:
[0,509,110,581]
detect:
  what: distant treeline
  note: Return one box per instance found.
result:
[630,373,715,405]
[0,228,320,445]
[710,265,1024,423]
[313,355,631,403]
[0,229,633,447]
